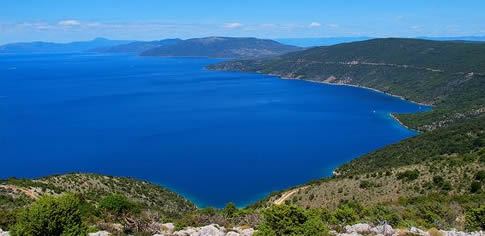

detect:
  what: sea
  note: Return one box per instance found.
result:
[0,53,428,207]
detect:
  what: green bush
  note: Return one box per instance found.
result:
[470,182,482,193]
[10,194,87,236]
[397,170,420,181]
[475,170,485,182]
[99,194,140,217]
[254,204,328,236]
[465,205,485,231]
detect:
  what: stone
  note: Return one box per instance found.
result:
[226,232,241,236]
[371,224,395,236]
[0,228,9,236]
[173,227,199,236]
[345,223,372,234]
[89,231,110,236]
[409,227,429,236]
[232,227,255,236]
[161,223,175,233]
[337,233,362,236]
[198,224,225,236]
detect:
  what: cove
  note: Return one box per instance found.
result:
[0,53,428,208]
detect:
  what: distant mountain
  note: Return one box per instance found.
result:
[209,38,485,131]
[0,38,134,53]
[275,36,485,47]
[92,38,182,54]
[140,37,302,59]
[420,36,485,42]
[275,37,374,47]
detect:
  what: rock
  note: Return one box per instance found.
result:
[371,224,395,236]
[0,228,9,236]
[89,231,110,236]
[198,224,225,236]
[232,226,255,236]
[440,229,484,236]
[409,227,429,236]
[226,232,241,236]
[345,223,372,234]
[161,223,175,233]
[173,227,199,236]
[337,233,362,236]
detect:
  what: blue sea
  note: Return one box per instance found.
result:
[0,53,427,208]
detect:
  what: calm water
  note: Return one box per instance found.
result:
[0,53,427,207]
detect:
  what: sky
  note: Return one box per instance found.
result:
[1,0,485,44]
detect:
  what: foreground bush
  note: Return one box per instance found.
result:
[255,204,328,236]
[10,194,87,236]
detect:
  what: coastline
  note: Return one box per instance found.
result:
[274,75,432,107]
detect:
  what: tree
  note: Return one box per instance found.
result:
[10,194,87,236]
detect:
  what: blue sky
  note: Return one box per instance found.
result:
[1,0,485,44]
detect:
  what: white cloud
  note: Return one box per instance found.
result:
[58,20,81,26]
[309,22,321,27]
[326,24,339,29]
[223,22,243,28]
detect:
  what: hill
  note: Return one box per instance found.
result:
[0,38,133,53]
[248,116,485,230]
[92,39,182,54]
[208,38,485,131]
[140,37,302,59]
[0,173,196,219]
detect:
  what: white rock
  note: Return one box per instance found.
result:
[173,227,199,236]
[337,233,361,236]
[226,232,241,236]
[345,223,372,234]
[409,227,429,236]
[198,224,225,236]
[232,227,255,236]
[89,231,110,236]
[371,224,395,236]
[0,228,9,236]
[440,229,484,236]
[161,223,175,233]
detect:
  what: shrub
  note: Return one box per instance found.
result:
[359,180,375,189]
[224,202,237,218]
[475,171,485,182]
[470,182,482,193]
[254,204,327,236]
[465,205,485,231]
[397,170,420,181]
[10,194,87,236]
[99,194,140,217]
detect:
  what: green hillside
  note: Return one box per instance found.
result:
[208,38,485,131]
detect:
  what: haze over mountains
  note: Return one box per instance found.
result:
[3,36,485,56]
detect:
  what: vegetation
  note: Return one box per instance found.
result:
[10,194,87,236]
[208,38,485,131]
[0,173,196,234]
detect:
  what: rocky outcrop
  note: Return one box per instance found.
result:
[337,224,484,236]
[171,224,255,236]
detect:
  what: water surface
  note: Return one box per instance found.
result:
[0,53,427,207]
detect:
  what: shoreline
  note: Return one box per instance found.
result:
[275,75,432,107]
